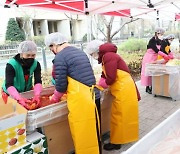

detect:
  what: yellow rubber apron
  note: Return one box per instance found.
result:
[157,45,170,60]
[102,64,139,144]
[67,77,99,154]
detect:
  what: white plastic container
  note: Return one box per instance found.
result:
[146,64,180,100]
[26,102,68,131]
[21,86,68,131]
[124,109,180,154]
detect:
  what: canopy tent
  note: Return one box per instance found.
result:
[5,0,138,17]
[4,0,180,21]
[131,0,180,21]
[4,0,180,43]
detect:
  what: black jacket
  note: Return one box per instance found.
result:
[147,36,162,53]
[160,39,171,55]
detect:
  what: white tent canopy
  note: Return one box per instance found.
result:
[3,0,180,20]
[131,0,180,21]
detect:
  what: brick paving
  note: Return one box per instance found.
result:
[102,80,180,154]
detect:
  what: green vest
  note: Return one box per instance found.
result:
[51,78,56,85]
[2,58,37,94]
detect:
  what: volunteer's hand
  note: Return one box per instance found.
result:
[18,97,30,109]
[32,95,41,107]
[32,84,43,107]
[158,51,170,61]
[98,77,108,89]
[168,52,174,59]
[50,90,64,104]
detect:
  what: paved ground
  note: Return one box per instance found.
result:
[102,80,180,154]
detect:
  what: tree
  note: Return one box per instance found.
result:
[18,8,38,40]
[5,18,25,41]
[64,13,79,42]
[94,15,140,42]
[21,15,33,39]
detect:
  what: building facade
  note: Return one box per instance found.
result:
[0,6,87,43]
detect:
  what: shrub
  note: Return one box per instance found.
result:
[32,36,45,47]
[119,49,146,79]
[118,38,147,52]
[5,18,25,42]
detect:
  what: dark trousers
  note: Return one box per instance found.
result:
[95,98,102,154]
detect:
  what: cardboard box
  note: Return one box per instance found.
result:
[101,91,113,134]
[9,132,48,154]
[152,74,170,97]
[43,91,113,154]
[0,97,27,154]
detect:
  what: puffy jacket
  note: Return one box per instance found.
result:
[54,46,100,99]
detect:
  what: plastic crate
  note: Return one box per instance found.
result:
[21,86,68,131]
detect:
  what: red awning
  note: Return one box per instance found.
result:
[5,0,180,19]
[102,9,131,18]
[5,0,137,17]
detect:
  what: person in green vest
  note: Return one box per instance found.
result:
[1,41,42,108]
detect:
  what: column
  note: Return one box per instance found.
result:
[40,19,49,35]
[29,18,34,37]
[57,20,71,40]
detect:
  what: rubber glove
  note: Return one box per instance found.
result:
[98,78,108,89]
[18,98,30,109]
[168,52,174,59]
[50,90,64,104]
[158,51,170,61]
[7,86,28,108]
[32,83,42,107]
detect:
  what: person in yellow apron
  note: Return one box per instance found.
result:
[88,42,139,151]
[158,34,175,60]
[44,32,101,154]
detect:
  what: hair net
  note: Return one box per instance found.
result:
[18,40,37,53]
[86,40,104,54]
[155,27,165,34]
[44,32,68,47]
[165,34,175,40]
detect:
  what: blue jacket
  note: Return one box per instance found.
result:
[54,46,100,99]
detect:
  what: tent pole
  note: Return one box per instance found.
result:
[84,0,91,42]
[87,15,92,42]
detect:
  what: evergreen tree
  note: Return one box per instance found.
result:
[5,18,25,41]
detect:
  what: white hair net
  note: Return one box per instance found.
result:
[165,34,175,40]
[155,27,165,34]
[18,40,37,53]
[44,32,68,47]
[86,40,104,54]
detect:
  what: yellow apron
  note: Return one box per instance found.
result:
[67,77,99,154]
[102,64,139,144]
[157,45,170,60]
